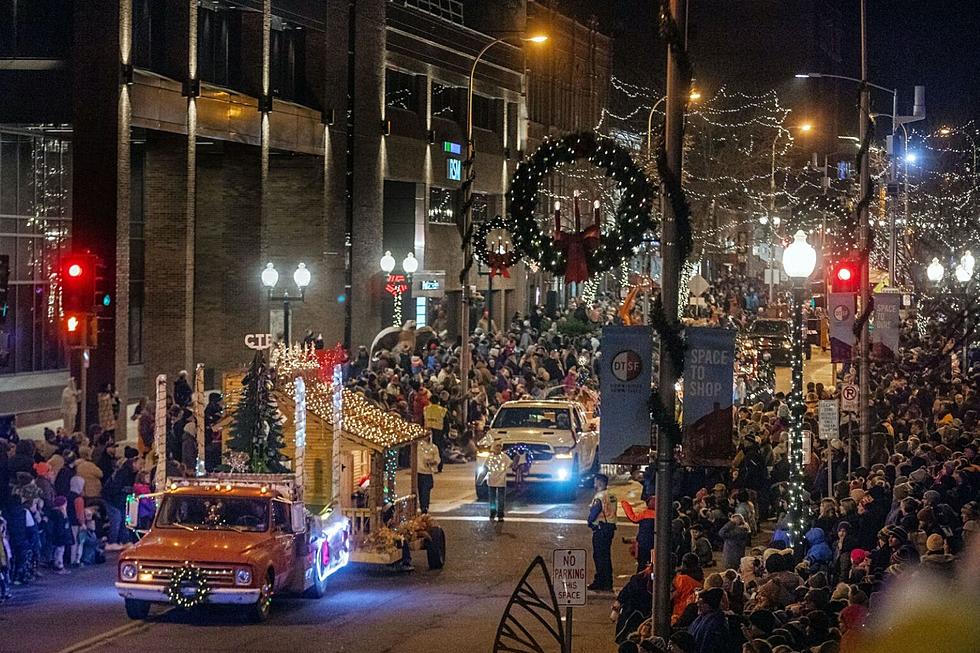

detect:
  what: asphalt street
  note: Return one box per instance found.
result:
[0,463,642,653]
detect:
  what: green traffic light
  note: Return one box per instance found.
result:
[102,294,111,307]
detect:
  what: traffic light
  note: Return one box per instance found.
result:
[64,312,98,348]
[62,253,98,312]
[831,261,858,293]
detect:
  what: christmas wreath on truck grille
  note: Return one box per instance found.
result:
[164,563,212,608]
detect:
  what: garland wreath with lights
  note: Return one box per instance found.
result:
[164,563,212,608]
[508,131,657,284]
[473,214,521,279]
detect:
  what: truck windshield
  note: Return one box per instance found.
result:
[493,407,571,430]
[156,495,270,532]
[750,321,789,337]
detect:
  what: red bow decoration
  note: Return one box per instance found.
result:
[316,344,349,382]
[554,224,600,283]
[487,252,511,279]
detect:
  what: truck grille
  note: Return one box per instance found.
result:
[504,443,553,462]
[136,562,238,587]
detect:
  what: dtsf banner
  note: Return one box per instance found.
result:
[682,327,736,467]
[598,326,652,463]
[872,292,902,360]
[829,293,856,363]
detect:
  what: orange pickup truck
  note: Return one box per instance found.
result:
[116,476,349,621]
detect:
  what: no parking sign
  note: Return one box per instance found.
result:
[841,384,858,413]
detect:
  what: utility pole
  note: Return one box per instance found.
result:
[858,0,871,467]
[654,0,686,637]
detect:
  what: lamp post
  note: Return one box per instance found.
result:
[262,262,311,345]
[782,230,817,543]
[381,251,416,327]
[766,123,812,302]
[645,88,701,160]
[460,33,547,435]
[954,252,975,374]
[926,257,944,284]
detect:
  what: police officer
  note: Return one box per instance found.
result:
[587,473,617,591]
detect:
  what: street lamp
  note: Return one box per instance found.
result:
[781,230,816,543]
[926,257,945,283]
[460,32,548,433]
[262,262,311,345]
[646,88,702,159]
[382,251,415,326]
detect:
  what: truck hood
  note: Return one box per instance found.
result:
[122,530,269,563]
[490,428,574,448]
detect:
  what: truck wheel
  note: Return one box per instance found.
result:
[305,542,330,599]
[475,482,489,502]
[426,526,446,570]
[124,598,150,620]
[249,572,274,622]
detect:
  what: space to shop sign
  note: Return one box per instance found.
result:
[598,326,652,463]
[682,327,736,467]
[553,549,587,606]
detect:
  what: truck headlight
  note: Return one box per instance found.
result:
[235,567,253,586]
[556,468,571,481]
[120,562,138,581]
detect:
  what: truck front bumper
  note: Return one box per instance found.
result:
[116,582,261,605]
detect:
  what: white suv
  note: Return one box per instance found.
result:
[475,399,600,502]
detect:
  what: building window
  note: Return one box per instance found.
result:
[132,0,167,73]
[197,5,240,87]
[0,0,70,58]
[427,187,457,225]
[0,128,71,375]
[128,143,145,364]
[404,0,464,24]
[431,83,456,120]
[269,20,308,105]
[471,94,493,131]
[471,193,489,223]
[386,68,418,113]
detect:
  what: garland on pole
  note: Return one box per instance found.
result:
[508,131,657,283]
[644,0,695,447]
[473,214,520,279]
[164,563,212,608]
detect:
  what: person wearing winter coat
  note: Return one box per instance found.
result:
[66,476,86,566]
[75,455,103,498]
[48,496,73,574]
[621,495,656,572]
[718,513,751,571]
[688,587,731,653]
[480,441,512,522]
[803,526,834,572]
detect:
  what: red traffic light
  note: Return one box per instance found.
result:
[67,263,84,277]
[836,266,853,282]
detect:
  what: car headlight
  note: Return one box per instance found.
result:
[120,562,138,581]
[235,567,253,586]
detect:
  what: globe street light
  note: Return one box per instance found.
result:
[781,230,816,543]
[961,250,974,275]
[926,257,945,283]
[380,250,396,274]
[262,262,311,345]
[955,264,972,284]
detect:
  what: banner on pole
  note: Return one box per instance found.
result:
[598,326,652,463]
[682,327,736,467]
[872,292,901,360]
[829,293,855,362]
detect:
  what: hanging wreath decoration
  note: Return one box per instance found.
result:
[473,215,521,279]
[164,563,213,608]
[508,131,657,284]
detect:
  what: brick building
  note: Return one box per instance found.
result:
[0,0,610,430]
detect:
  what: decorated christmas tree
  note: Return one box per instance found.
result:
[225,352,289,474]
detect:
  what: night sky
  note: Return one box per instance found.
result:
[564,0,979,126]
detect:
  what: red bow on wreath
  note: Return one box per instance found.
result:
[554,224,600,283]
[487,252,511,279]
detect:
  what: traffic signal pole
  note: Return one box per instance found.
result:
[858,0,871,467]
[654,0,687,637]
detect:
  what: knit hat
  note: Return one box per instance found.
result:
[916,506,936,525]
[699,587,725,610]
[850,548,868,565]
[889,526,909,542]
[926,533,945,552]
[124,446,139,460]
[53,495,67,508]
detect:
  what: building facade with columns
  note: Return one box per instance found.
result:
[0,0,610,430]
